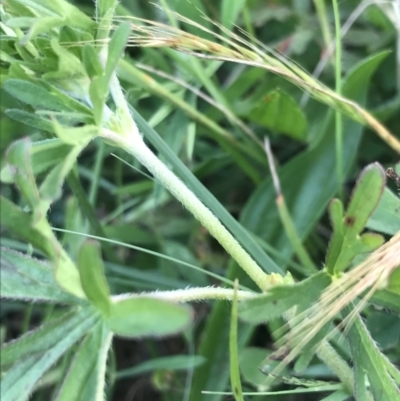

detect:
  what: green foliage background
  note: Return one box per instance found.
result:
[1,0,400,400]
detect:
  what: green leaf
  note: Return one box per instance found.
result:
[89,22,130,125]
[0,197,53,257]
[35,125,97,205]
[104,22,130,86]
[0,248,83,304]
[387,267,400,295]
[117,355,206,379]
[366,311,400,349]
[346,310,400,401]
[89,76,106,125]
[325,199,344,270]
[1,308,99,400]
[82,44,103,79]
[5,109,54,132]
[1,309,94,368]
[239,271,332,323]
[345,163,386,234]
[20,16,65,45]
[5,138,40,210]
[43,39,89,98]
[371,288,400,314]
[15,0,95,30]
[96,0,118,19]
[39,146,83,204]
[161,240,208,286]
[242,51,389,263]
[249,89,308,140]
[326,163,386,274]
[359,232,384,251]
[107,297,192,338]
[39,79,94,116]
[3,79,69,111]
[239,347,282,388]
[78,240,111,315]
[367,188,400,235]
[52,121,98,146]
[54,322,112,401]
[31,139,72,176]
[0,195,85,300]
[221,0,247,31]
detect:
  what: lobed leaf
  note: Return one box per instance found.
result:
[326,163,386,274]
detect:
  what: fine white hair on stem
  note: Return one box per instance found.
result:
[111,287,259,303]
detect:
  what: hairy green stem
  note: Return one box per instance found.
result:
[104,57,274,289]
[316,340,355,394]
[112,287,258,303]
[101,127,274,291]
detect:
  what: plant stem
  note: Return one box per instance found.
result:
[112,287,258,303]
[313,0,333,59]
[101,128,275,291]
[229,280,245,401]
[103,51,285,291]
[332,0,344,200]
[316,340,355,394]
[89,140,105,205]
[276,195,318,273]
[264,138,318,274]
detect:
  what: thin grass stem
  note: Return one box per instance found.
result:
[332,0,344,200]
[313,0,333,60]
[264,138,318,273]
